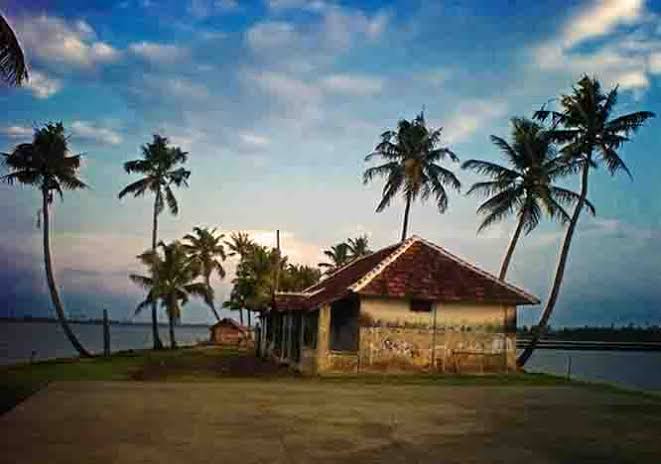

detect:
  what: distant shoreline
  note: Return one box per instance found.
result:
[0,317,211,329]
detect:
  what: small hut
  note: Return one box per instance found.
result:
[209,318,249,346]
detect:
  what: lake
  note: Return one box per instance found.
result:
[1,321,660,392]
[0,320,211,365]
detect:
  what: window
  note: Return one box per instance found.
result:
[410,299,432,313]
[330,298,359,352]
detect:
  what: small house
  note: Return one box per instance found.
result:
[210,318,249,346]
[262,235,539,374]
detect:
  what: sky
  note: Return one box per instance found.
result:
[1,0,660,327]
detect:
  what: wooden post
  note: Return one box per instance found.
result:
[103,309,110,357]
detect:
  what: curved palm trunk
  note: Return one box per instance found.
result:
[42,190,92,358]
[401,194,412,242]
[203,275,221,322]
[168,313,177,349]
[517,161,590,367]
[150,193,164,350]
[499,214,525,280]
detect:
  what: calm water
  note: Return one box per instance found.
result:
[2,321,660,392]
[0,321,210,365]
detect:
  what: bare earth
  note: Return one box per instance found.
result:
[2,380,660,463]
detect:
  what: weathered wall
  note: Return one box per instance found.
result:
[358,296,516,372]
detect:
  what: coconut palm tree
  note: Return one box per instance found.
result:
[517,76,655,367]
[1,123,91,357]
[280,264,321,292]
[463,117,595,280]
[318,242,351,274]
[1,13,28,86]
[182,226,226,322]
[118,134,190,350]
[346,235,371,260]
[130,241,211,349]
[224,232,255,324]
[364,112,461,241]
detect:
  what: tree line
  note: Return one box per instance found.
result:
[0,18,655,364]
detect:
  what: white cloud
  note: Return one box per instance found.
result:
[1,125,33,138]
[15,15,120,69]
[238,132,271,149]
[416,68,449,86]
[561,0,645,48]
[70,121,123,145]
[532,0,659,92]
[442,99,508,144]
[246,21,299,53]
[129,41,188,64]
[247,70,321,105]
[24,71,62,99]
[320,74,384,96]
[650,52,661,73]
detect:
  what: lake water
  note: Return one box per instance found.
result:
[1,321,660,392]
[0,321,211,366]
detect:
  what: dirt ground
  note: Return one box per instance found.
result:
[2,379,660,464]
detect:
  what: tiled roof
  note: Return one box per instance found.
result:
[210,318,249,332]
[273,235,539,311]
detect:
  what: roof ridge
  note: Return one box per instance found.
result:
[300,240,401,293]
[348,235,419,292]
[414,236,540,304]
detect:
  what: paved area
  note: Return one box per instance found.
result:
[2,380,661,463]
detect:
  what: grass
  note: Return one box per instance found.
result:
[0,345,652,415]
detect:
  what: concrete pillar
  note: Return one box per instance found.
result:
[316,304,331,372]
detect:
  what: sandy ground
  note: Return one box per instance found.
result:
[2,380,660,463]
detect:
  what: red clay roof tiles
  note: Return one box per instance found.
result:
[273,235,539,311]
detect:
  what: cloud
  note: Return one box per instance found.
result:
[70,121,123,145]
[1,125,33,138]
[188,0,240,18]
[238,132,271,149]
[320,74,384,96]
[24,71,63,99]
[245,6,388,71]
[561,0,645,48]
[532,0,660,92]
[245,70,321,110]
[15,15,120,69]
[442,99,508,144]
[129,42,189,64]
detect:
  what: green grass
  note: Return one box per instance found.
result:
[1,346,651,415]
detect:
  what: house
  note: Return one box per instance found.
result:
[261,235,539,374]
[210,318,250,346]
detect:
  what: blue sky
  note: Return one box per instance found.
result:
[1,0,660,326]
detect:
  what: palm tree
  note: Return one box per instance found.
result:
[463,117,595,280]
[517,76,655,367]
[364,112,461,241]
[346,235,371,260]
[1,13,28,86]
[130,241,211,349]
[280,264,321,292]
[118,134,190,350]
[318,243,351,274]
[1,123,91,357]
[224,232,255,324]
[182,226,226,322]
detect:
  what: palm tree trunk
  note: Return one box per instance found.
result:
[401,194,412,242]
[42,190,92,358]
[517,160,590,367]
[168,312,177,349]
[499,214,525,280]
[239,309,244,325]
[206,276,221,322]
[247,309,251,327]
[150,193,164,350]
